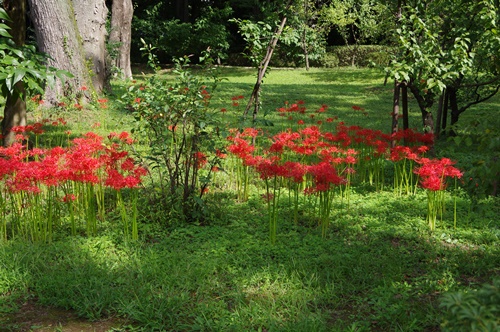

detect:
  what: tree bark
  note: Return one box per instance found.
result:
[448,87,460,136]
[73,0,109,92]
[109,0,133,79]
[2,0,27,146]
[242,15,287,124]
[391,80,400,148]
[28,0,95,105]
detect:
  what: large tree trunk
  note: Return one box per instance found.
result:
[109,0,133,79]
[73,0,109,92]
[2,0,27,146]
[28,0,95,105]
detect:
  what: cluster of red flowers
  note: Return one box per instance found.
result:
[227,125,356,193]
[226,118,458,194]
[231,95,244,107]
[414,157,463,191]
[0,130,147,194]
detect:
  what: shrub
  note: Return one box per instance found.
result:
[123,45,223,223]
[440,279,500,331]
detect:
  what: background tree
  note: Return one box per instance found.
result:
[322,0,391,66]
[1,0,26,146]
[28,0,106,104]
[388,0,500,134]
[73,0,109,92]
[109,0,133,79]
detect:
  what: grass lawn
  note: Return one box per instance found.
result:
[0,66,499,331]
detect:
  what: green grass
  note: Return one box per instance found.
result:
[1,66,499,331]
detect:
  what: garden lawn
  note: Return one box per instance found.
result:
[0,66,499,331]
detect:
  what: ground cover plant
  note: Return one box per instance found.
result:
[0,66,499,331]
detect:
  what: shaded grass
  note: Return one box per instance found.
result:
[1,189,499,331]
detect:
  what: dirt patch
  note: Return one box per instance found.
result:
[0,299,132,332]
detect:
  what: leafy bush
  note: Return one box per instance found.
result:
[123,45,223,223]
[440,279,500,331]
[0,8,69,102]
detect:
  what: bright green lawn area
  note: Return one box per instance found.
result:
[1,66,499,331]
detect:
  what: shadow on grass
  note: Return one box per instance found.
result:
[0,189,498,331]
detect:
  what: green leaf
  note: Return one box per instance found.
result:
[11,67,26,86]
[0,28,13,38]
[0,8,12,21]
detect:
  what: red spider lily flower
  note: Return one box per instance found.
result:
[62,194,77,202]
[220,108,227,113]
[306,161,346,192]
[420,175,444,191]
[326,117,334,123]
[232,101,239,107]
[255,157,285,180]
[31,94,42,102]
[121,158,136,171]
[268,140,285,154]
[80,86,88,91]
[193,151,208,169]
[238,95,244,99]
[134,98,141,104]
[215,149,227,159]
[118,131,132,143]
[297,120,305,125]
[240,127,259,138]
[74,103,83,110]
[282,161,307,183]
[32,123,44,135]
[343,155,357,164]
[352,105,364,111]
[57,102,67,107]
[390,146,412,162]
[414,157,463,191]
[227,137,255,159]
[10,126,27,133]
[105,169,141,189]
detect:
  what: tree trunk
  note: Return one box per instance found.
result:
[401,81,409,130]
[2,0,27,146]
[243,14,289,123]
[175,0,189,22]
[391,80,400,148]
[448,87,460,136]
[302,0,309,71]
[28,0,95,105]
[73,0,109,92]
[434,89,445,138]
[109,0,133,79]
